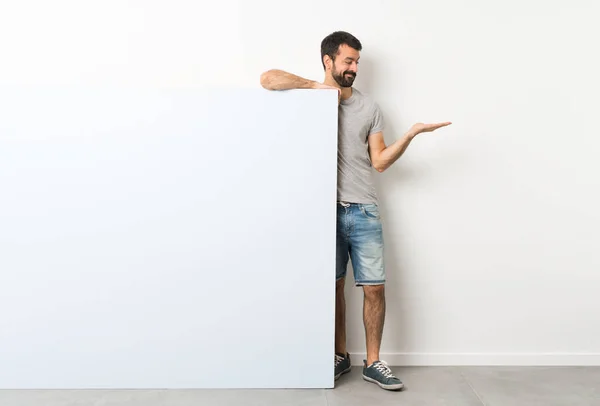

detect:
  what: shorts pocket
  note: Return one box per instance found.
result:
[360,204,381,220]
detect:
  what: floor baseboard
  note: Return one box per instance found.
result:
[348,352,600,366]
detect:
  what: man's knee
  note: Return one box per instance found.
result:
[336,277,345,292]
[363,284,385,298]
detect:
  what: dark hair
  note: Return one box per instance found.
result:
[320,31,362,69]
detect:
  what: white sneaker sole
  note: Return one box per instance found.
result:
[363,375,404,390]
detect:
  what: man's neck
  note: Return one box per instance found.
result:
[323,78,353,101]
[340,86,352,101]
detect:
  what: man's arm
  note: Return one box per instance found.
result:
[260,69,319,90]
[260,69,339,96]
[368,122,452,173]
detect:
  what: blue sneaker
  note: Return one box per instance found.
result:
[335,352,352,380]
[362,360,404,390]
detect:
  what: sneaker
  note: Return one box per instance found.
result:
[362,360,404,390]
[334,352,352,380]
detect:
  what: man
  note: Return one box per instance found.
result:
[260,31,451,391]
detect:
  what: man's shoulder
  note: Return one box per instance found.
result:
[351,88,384,133]
[352,88,380,109]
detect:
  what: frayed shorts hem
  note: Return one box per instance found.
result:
[354,280,385,286]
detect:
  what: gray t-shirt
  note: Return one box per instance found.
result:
[337,88,384,204]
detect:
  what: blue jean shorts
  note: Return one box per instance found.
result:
[336,202,385,286]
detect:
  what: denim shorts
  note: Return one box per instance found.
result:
[336,202,385,286]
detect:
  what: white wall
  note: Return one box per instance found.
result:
[1,0,599,366]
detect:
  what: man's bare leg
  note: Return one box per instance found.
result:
[363,284,385,366]
[335,277,347,355]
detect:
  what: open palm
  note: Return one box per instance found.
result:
[410,122,452,135]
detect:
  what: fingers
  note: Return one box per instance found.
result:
[428,122,452,131]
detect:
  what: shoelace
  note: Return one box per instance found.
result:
[335,354,345,367]
[373,360,397,378]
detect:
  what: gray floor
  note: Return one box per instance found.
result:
[1,366,599,406]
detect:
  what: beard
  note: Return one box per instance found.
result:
[332,68,356,88]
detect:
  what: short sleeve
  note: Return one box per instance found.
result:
[369,102,385,136]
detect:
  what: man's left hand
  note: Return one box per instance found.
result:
[408,122,452,139]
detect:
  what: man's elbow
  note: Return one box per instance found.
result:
[373,160,388,173]
[260,71,269,88]
[260,70,277,89]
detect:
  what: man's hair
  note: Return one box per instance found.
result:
[320,31,362,69]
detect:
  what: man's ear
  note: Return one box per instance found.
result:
[323,55,332,71]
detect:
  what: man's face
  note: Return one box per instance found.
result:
[331,44,360,88]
